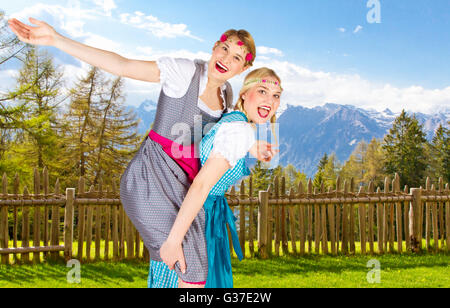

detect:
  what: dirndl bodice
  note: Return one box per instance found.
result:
[200,111,252,288]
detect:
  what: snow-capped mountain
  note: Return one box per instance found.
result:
[277,103,449,177]
[129,100,449,177]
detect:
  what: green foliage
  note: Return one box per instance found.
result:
[427,124,450,183]
[250,161,307,196]
[58,66,141,187]
[382,110,428,187]
[0,46,142,190]
[1,47,64,189]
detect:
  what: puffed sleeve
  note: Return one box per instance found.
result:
[211,122,256,168]
[156,57,196,98]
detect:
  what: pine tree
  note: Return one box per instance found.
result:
[283,164,307,192]
[250,160,274,196]
[313,153,328,190]
[382,110,428,187]
[427,124,450,183]
[314,153,340,189]
[1,47,64,185]
[323,153,340,189]
[60,67,141,187]
[318,153,328,171]
[444,121,450,183]
[363,138,385,187]
[91,76,141,184]
[59,66,106,185]
[0,11,27,167]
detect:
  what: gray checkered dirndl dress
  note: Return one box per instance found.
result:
[119,60,231,284]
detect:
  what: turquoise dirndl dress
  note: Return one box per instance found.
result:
[201,111,250,288]
[148,111,250,288]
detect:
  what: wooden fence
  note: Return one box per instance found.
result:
[0,168,449,265]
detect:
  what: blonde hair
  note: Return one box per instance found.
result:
[217,29,256,67]
[234,67,281,145]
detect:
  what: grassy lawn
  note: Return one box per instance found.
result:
[1,252,449,288]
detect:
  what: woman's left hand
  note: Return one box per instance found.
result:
[250,140,279,162]
[159,240,187,274]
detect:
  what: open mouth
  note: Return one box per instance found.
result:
[257,106,271,119]
[215,61,229,74]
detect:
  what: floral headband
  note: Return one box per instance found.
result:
[220,34,253,62]
[244,78,283,91]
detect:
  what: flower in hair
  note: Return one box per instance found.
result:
[220,34,228,42]
[237,41,244,46]
[244,78,283,90]
[245,53,253,62]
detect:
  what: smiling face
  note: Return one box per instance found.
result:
[241,76,282,124]
[208,35,250,83]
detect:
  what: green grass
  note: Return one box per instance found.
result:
[1,253,449,288]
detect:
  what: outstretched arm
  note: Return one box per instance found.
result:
[8,17,160,82]
[159,153,231,273]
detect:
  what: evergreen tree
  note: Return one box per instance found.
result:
[283,164,307,192]
[313,153,328,190]
[324,153,341,189]
[444,121,450,183]
[313,152,340,190]
[382,110,428,187]
[60,67,141,187]
[427,124,450,183]
[1,47,64,185]
[318,153,328,171]
[59,66,106,185]
[363,138,385,187]
[0,10,28,167]
[91,76,141,184]
[250,160,274,196]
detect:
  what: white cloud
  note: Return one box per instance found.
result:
[338,27,346,33]
[250,59,450,114]
[0,69,18,94]
[119,11,203,41]
[353,25,363,34]
[8,2,100,38]
[92,0,117,16]
[257,46,284,57]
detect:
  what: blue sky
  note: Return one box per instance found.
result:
[1,0,449,114]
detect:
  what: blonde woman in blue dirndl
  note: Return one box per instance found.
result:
[160,67,282,288]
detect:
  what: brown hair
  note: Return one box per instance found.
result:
[217,29,256,67]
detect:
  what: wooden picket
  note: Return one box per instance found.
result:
[1,169,449,265]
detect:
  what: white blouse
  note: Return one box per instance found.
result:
[211,121,256,168]
[156,57,233,117]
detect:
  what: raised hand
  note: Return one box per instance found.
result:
[8,17,57,46]
[250,140,279,163]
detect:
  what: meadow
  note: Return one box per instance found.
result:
[1,240,449,288]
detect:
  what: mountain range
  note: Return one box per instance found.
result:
[127,101,450,177]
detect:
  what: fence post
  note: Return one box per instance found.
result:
[409,188,422,253]
[258,190,269,259]
[64,188,75,261]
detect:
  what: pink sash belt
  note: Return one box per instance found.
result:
[148,130,200,183]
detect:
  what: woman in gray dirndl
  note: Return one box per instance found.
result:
[119,31,258,287]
